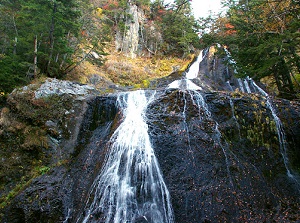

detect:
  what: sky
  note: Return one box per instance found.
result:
[190,0,224,18]
[163,0,224,18]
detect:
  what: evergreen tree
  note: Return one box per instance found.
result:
[17,0,81,77]
[157,0,200,56]
[0,0,93,94]
[0,0,27,94]
[223,0,299,98]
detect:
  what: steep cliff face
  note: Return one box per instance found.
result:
[0,79,99,221]
[1,50,300,222]
[1,88,300,222]
[150,46,237,91]
[114,3,162,58]
[2,96,118,222]
[147,90,300,222]
[117,4,140,58]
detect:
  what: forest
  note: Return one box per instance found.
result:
[0,0,299,99]
[0,1,300,221]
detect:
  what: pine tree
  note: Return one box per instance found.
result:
[0,0,83,94]
[223,0,299,98]
[157,0,200,56]
[0,0,27,94]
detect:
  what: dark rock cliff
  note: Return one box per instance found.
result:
[1,49,300,222]
[1,87,299,222]
[147,90,300,222]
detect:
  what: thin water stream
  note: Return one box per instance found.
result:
[251,81,300,188]
[168,50,236,188]
[224,45,300,188]
[185,50,204,79]
[81,48,299,223]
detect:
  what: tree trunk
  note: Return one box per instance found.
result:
[34,35,38,78]
[12,15,18,55]
[273,58,295,99]
[48,2,57,73]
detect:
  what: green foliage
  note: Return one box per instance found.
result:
[0,0,203,94]
[0,54,28,94]
[0,0,106,93]
[36,166,51,175]
[155,0,200,56]
[0,164,50,210]
[16,0,81,77]
[203,0,299,98]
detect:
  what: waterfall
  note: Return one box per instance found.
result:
[224,47,237,71]
[168,50,205,90]
[217,44,299,188]
[243,78,251,93]
[81,46,298,222]
[226,80,233,91]
[185,50,204,79]
[237,78,245,93]
[168,79,201,90]
[80,90,174,223]
[251,81,300,187]
[190,90,234,187]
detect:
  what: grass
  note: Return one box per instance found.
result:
[0,165,50,210]
[67,46,193,89]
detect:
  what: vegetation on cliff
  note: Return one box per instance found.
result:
[199,0,300,99]
[0,1,299,222]
[1,0,299,100]
[0,0,200,100]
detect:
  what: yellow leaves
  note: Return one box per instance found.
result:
[95,7,103,18]
[179,54,194,72]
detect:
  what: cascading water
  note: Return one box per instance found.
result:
[168,50,207,90]
[185,50,204,79]
[237,78,245,92]
[251,81,300,187]
[168,52,236,189]
[243,79,251,93]
[189,90,235,188]
[168,46,300,193]
[80,90,174,223]
[223,46,249,93]
[224,44,299,185]
[226,80,233,91]
[168,79,201,90]
[3,45,300,223]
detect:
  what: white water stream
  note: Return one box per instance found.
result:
[185,50,204,79]
[167,49,235,187]
[168,50,205,90]
[251,81,300,186]
[168,46,300,191]
[224,45,299,186]
[79,48,299,222]
[81,90,174,223]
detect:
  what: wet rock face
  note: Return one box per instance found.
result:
[147,90,300,222]
[1,95,119,223]
[2,88,300,222]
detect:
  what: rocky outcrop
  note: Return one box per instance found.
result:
[149,46,237,91]
[1,84,300,222]
[122,4,140,58]
[1,51,300,222]
[1,95,118,223]
[0,78,100,221]
[196,46,237,91]
[33,78,96,99]
[147,90,300,222]
[115,3,162,58]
